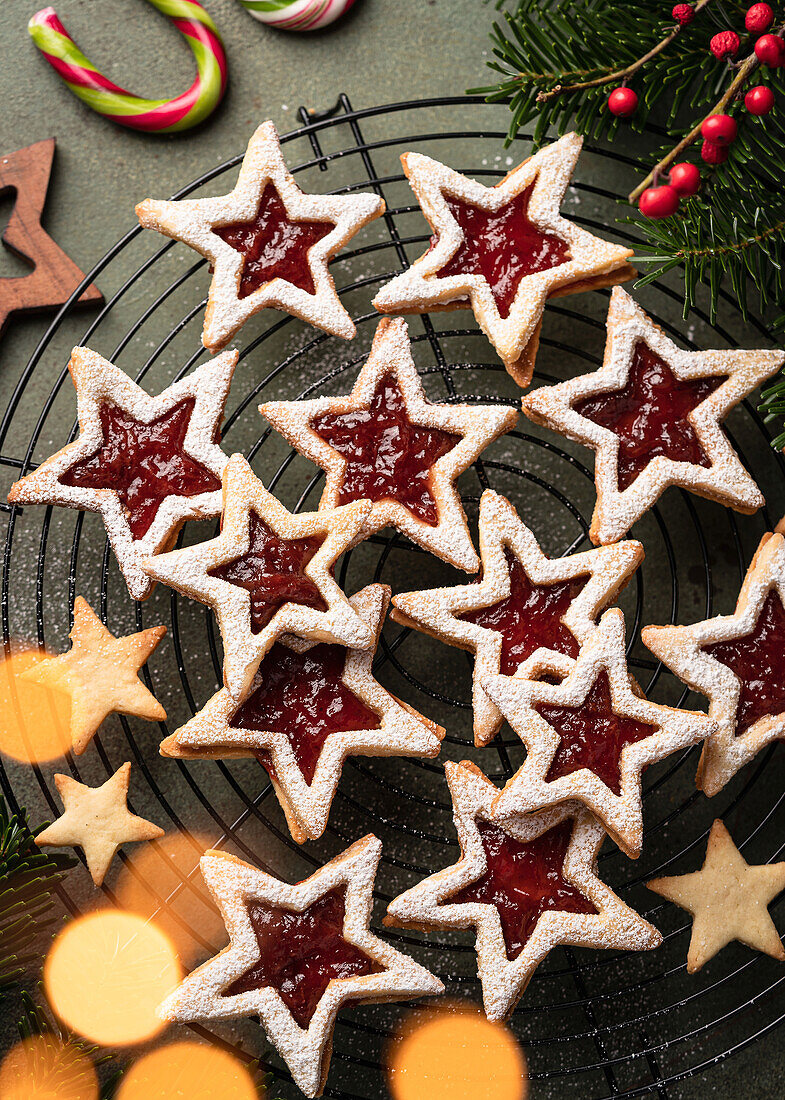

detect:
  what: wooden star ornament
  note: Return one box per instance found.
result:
[35,762,164,886]
[391,488,643,746]
[648,819,785,972]
[22,597,166,755]
[136,120,385,352]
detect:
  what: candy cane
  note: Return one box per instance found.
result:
[237,0,358,32]
[28,2,227,134]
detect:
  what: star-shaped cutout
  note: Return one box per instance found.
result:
[391,488,642,746]
[642,525,785,796]
[158,835,443,1098]
[483,608,715,856]
[136,120,385,353]
[7,347,238,600]
[160,584,444,842]
[523,288,784,545]
[35,763,164,885]
[21,597,166,755]
[0,138,102,338]
[372,133,635,387]
[385,761,660,1021]
[648,819,785,972]
[142,453,374,699]
[260,317,518,573]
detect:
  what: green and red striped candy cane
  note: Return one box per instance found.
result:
[237,0,358,31]
[28,1,227,133]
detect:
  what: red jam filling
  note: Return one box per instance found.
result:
[61,398,221,540]
[223,888,382,1028]
[573,342,727,491]
[449,820,596,959]
[208,513,327,633]
[429,183,571,318]
[703,589,785,737]
[311,374,461,526]
[536,671,656,794]
[231,639,381,784]
[460,550,587,674]
[214,185,335,299]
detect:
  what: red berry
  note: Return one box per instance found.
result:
[701,139,730,164]
[672,3,694,25]
[608,87,639,117]
[710,30,740,60]
[745,3,774,33]
[745,84,776,114]
[639,185,680,219]
[755,34,785,67]
[701,113,738,145]
[669,162,701,196]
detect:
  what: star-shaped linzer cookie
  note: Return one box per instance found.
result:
[136,120,385,353]
[35,762,164,886]
[158,835,443,1098]
[260,317,518,573]
[643,524,785,796]
[160,584,445,842]
[372,133,635,387]
[648,819,785,972]
[22,597,166,755]
[7,347,238,601]
[483,608,715,857]
[385,761,660,1021]
[391,488,643,746]
[523,288,784,545]
[143,453,374,699]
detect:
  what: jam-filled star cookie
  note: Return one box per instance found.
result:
[483,608,715,857]
[142,453,374,699]
[643,523,785,796]
[7,347,238,601]
[260,316,518,573]
[391,488,642,746]
[385,761,660,1021]
[136,121,385,352]
[523,288,784,544]
[158,836,443,1098]
[372,134,635,387]
[160,584,444,842]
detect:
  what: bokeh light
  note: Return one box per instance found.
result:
[115,831,224,964]
[387,1001,528,1100]
[117,1042,260,1099]
[0,1033,98,1100]
[0,648,72,763]
[44,910,181,1046]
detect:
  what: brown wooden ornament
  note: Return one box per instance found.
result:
[0,138,102,337]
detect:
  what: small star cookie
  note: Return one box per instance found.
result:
[136,120,385,352]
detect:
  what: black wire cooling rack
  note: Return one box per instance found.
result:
[2,96,785,1099]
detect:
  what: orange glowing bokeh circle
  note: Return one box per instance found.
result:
[0,648,72,764]
[117,1042,259,1099]
[387,1001,528,1100]
[0,1034,99,1100]
[44,910,181,1046]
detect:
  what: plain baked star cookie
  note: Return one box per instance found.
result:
[642,524,785,796]
[522,287,784,545]
[260,316,518,573]
[384,761,660,1021]
[7,346,238,600]
[160,584,445,842]
[484,608,715,857]
[142,453,373,699]
[136,120,385,352]
[391,488,643,746]
[648,819,785,972]
[158,836,443,1098]
[372,133,635,387]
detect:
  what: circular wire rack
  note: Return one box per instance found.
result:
[3,96,785,1099]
